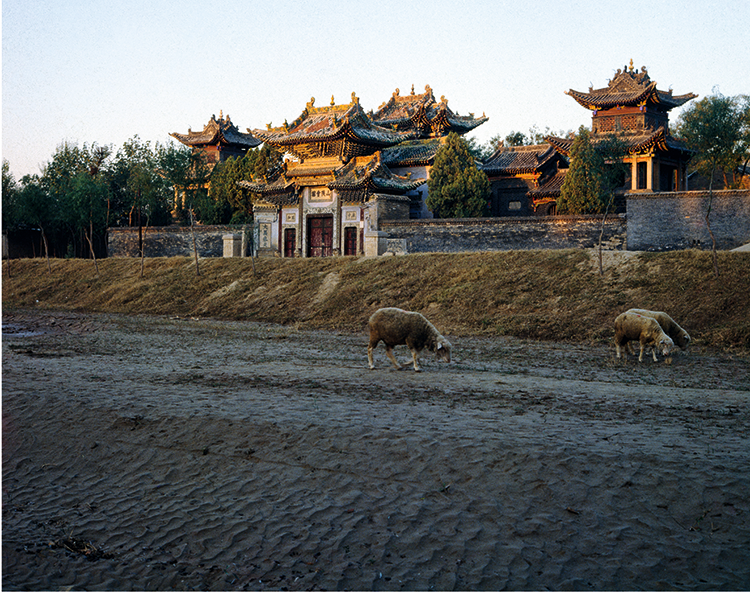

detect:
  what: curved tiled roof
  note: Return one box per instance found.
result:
[329,154,425,197]
[171,113,261,148]
[238,175,298,206]
[372,85,488,138]
[529,170,567,198]
[481,144,560,175]
[251,94,418,159]
[240,153,425,205]
[381,138,443,167]
[545,128,690,157]
[566,64,696,111]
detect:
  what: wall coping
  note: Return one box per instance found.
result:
[381,214,626,228]
[626,189,750,200]
[108,224,250,234]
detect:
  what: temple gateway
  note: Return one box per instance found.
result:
[238,86,486,257]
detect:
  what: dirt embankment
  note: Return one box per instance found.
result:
[3,249,750,348]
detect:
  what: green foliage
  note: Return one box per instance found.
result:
[504,131,527,146]
[207,145,282,224]
[676,92,750,189]
[557,127,628,215]
[2,160,20,233]
[111,136,173,227]
[426,133,490,218]
[156,143,211,225]
[558,127,603,214]
[527,125,572,145]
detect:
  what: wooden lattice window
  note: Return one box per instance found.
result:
[621,115,642,131]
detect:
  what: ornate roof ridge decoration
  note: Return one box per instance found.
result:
[566,61,697,111]
[250,92,419,160]
[171,111,262,148]
[371,84,488,138]
[482,143,559,174]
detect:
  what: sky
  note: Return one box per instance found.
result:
[3,0,750,180]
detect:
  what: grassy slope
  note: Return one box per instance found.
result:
[3,250,749,348]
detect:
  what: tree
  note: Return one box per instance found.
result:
[504,131,527,147]
[676,92,750,277]
[157,142,210,225]
[2,160,19,235]
[557,127,606,215]
[426,133,490,218]
[3,160,19,274]
[16,175,57,271]
[557,126,629,215]
[557,127,628,274]
[69,171,109,273]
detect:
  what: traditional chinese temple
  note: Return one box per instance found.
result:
[550,62,696,193]
[170,112,261,168]
[240,88,487,257]
[484,62,697,216]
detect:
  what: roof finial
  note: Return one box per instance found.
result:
[331,95,335,106]
[220,110,223,119]
[629,59,634,72]
[411,84,415,95]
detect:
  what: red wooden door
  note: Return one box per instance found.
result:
[307,216,333,257]
[344,226,357,255]
[284,228,296,258]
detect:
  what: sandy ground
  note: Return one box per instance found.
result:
[2,310,749,591]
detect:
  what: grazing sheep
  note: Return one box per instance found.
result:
[626,308,691,350]
[368,307,451,372]
[614,311,674,362]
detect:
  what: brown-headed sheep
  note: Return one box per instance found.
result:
[368,307,451,372]
[614,311,674,362]
[626,308,691,350]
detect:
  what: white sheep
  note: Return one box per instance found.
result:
[626,308,691,351]
[367,307,452,372]
[614,311,674,362]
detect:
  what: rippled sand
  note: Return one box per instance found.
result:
[3,311,749,590]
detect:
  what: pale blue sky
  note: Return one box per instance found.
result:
[3,0,749,179]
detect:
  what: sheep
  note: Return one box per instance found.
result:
[368,307,451,372]
[626,308,691,351]
[614,311,674,362]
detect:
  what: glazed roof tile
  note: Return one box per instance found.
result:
[545,127,691,157]
[171,113,261,148]
[529,170,567,198]
[372,85,488,137]
[481,144,559,175]
[567,64,696,111]
[381,138,444,167]
[329,154,425,195]
[240,153,425,204]
[250,94,418,159]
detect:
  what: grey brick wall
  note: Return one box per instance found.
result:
[108,225,250,258]
[380,215,627,253]
[626,190,750,251]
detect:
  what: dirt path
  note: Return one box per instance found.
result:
[3,310,749,590]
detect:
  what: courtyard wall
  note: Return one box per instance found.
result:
[626,190,750,251]
[108,225,250,258]
[379,215,627,254]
